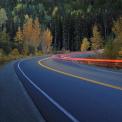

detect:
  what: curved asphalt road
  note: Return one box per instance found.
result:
[15,56,122,122]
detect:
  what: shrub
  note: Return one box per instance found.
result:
[10,48,20,57]
[35,51,43,56]
[0,48,5,57]
[80,37,90,52]
[22,48,29,56]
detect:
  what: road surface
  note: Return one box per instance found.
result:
[0,61,45,122]
[15,56,122,122]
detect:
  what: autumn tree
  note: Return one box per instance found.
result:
[32,18,41,52]
[14,26,24,54]
[41,29,53,54]
[112,17,122,57]
[23,16,33,49]
[23,16,41,54]
[91,24,103,51]
[80,37,90,52]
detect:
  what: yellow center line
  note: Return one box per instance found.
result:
[38,60,122,91]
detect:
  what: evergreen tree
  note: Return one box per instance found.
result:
[0,8,8,31]
[73,13,82,51]
[0,0,122,54]
[104,17,122,59]
[62,16,70,50]
[0,31,10,53]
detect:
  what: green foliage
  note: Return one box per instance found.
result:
[104,39,121,59]
[0,8,7,29]
[104,40,114,58]
[0,48,5,56]
[0,31,9,42]
[0,31,10,54]
[104,16,122,59]
[0,0,122,56]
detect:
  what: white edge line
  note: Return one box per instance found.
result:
[17,58,79,122]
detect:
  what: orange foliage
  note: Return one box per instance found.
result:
[41,29,53,53]
[23,17,41,51]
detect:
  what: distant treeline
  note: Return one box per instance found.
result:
[0,0,122,55]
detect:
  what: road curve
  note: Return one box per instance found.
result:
[15,56,122,122]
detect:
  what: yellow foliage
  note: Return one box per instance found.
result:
[32,18,41,49]
[10,48,20,56]
[91,24,103,50]
[112,17,122,41]
[111,17,122,57]
[35,50,43,56]
[80,37,90,52]
[119,50,122,56]
[112,17,122,46]
[41,29,53,53]
[104,17,122,59]
[23,17,41,52]
[52,6,59,16]
[15,27,23,43]
[23,17,33,46]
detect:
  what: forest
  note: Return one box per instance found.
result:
[0,0,122,60]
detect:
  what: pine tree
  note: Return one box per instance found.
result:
[73,14,82,51]
[0,8,8,31]
[0,30,10,54]
[0,31,9,43]
[91,24,103,50]
[80,37,90,52]
[62,16,69,50]
[104,17,122,59]
[104,39,114,58]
